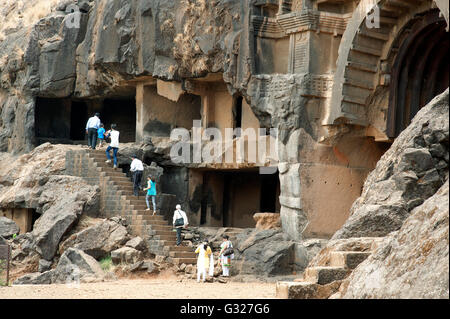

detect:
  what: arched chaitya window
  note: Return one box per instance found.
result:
[387,10,449,137]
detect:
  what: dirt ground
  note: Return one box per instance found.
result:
[0,276,277,299]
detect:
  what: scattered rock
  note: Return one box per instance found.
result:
[13,271,54,285]
[52,248,105,284]
[38,258,52,273]
[125,236,147,251]
[0,216,19,238]
[111,247,143,265]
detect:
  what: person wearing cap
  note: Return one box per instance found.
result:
[130,155,144,197]
[85,112,101,149]
[172,204,188,246]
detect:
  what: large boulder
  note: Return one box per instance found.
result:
[333,89,449,239]
[337,180,449,299]
[0,144,100,261]
[32,197,81,261]
[13,247,106,285]
[13,270,55,285]
[0,216,19,238]
[59,217,130,259]
[233,229,296,276]
[125,236,147,252]
[52,248,105,284]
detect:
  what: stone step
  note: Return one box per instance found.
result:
[156,234,177,241]
[128,215,164,222]
[329,251,371,269]
[129,218,167,225]
[145,220,169,226]
[151,225,173,231]
[113,182,134,187]
[153,230,176,236]
[105,176,130,182]
[130,205,148,211]
[132,213,166,220]
[304,267,350,285]
[172,257,197,265]
[169,251,196,258]
[160,240,177,246]
[169,245,195,252]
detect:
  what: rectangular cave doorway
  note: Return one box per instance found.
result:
[70,100,89,142]
[35,97,72,144]
[195,169,280,228]
[0,208,38,234]
[100,98,136,143]
[35,96,136,146]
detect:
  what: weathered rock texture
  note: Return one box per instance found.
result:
[337,180,449,299]
[59,217,130,259]
[0,216,19,237]
[0,143,99,262]
[14,247,106,285]
[333,89,449,239]
[253,213,281,230]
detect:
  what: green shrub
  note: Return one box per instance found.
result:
[99,256,112,272]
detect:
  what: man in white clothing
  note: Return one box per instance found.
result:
[105,124,120,169]
[172,204,188,246]
[130,155,144,197]
[85,112,101,149]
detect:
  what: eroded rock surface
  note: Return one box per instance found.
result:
[337,180,449,299]
[0,216,19,237]
[333,89,449,239]
[59,217,130,260]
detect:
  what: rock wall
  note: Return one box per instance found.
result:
[333,89,449,239]
[337,180,449,299]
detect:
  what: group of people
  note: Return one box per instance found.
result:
[172,205,233,282]
[85,113,157,212]
[87,113,234,281]
[194,235,234,283]
[85,112,120,169]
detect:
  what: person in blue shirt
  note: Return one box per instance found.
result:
[97,123,106,148]
[144,176,157,215]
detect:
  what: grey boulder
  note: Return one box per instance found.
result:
[59,218,129,259]
[0,216,19,238]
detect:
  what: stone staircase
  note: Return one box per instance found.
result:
[65,148,197,265]
[276,238,382,299]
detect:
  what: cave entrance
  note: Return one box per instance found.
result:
[35,98,72,144]
[388,9,449,137]
[70,100,89,141]
[193,169,280,228]
[100,98,136,143]
[34,96,136,146]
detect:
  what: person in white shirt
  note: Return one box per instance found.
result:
[105,124,120,169]
[172,204,188,246]
[85,112,101,149]
[130,155,144,197]
[219,234,234,277]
